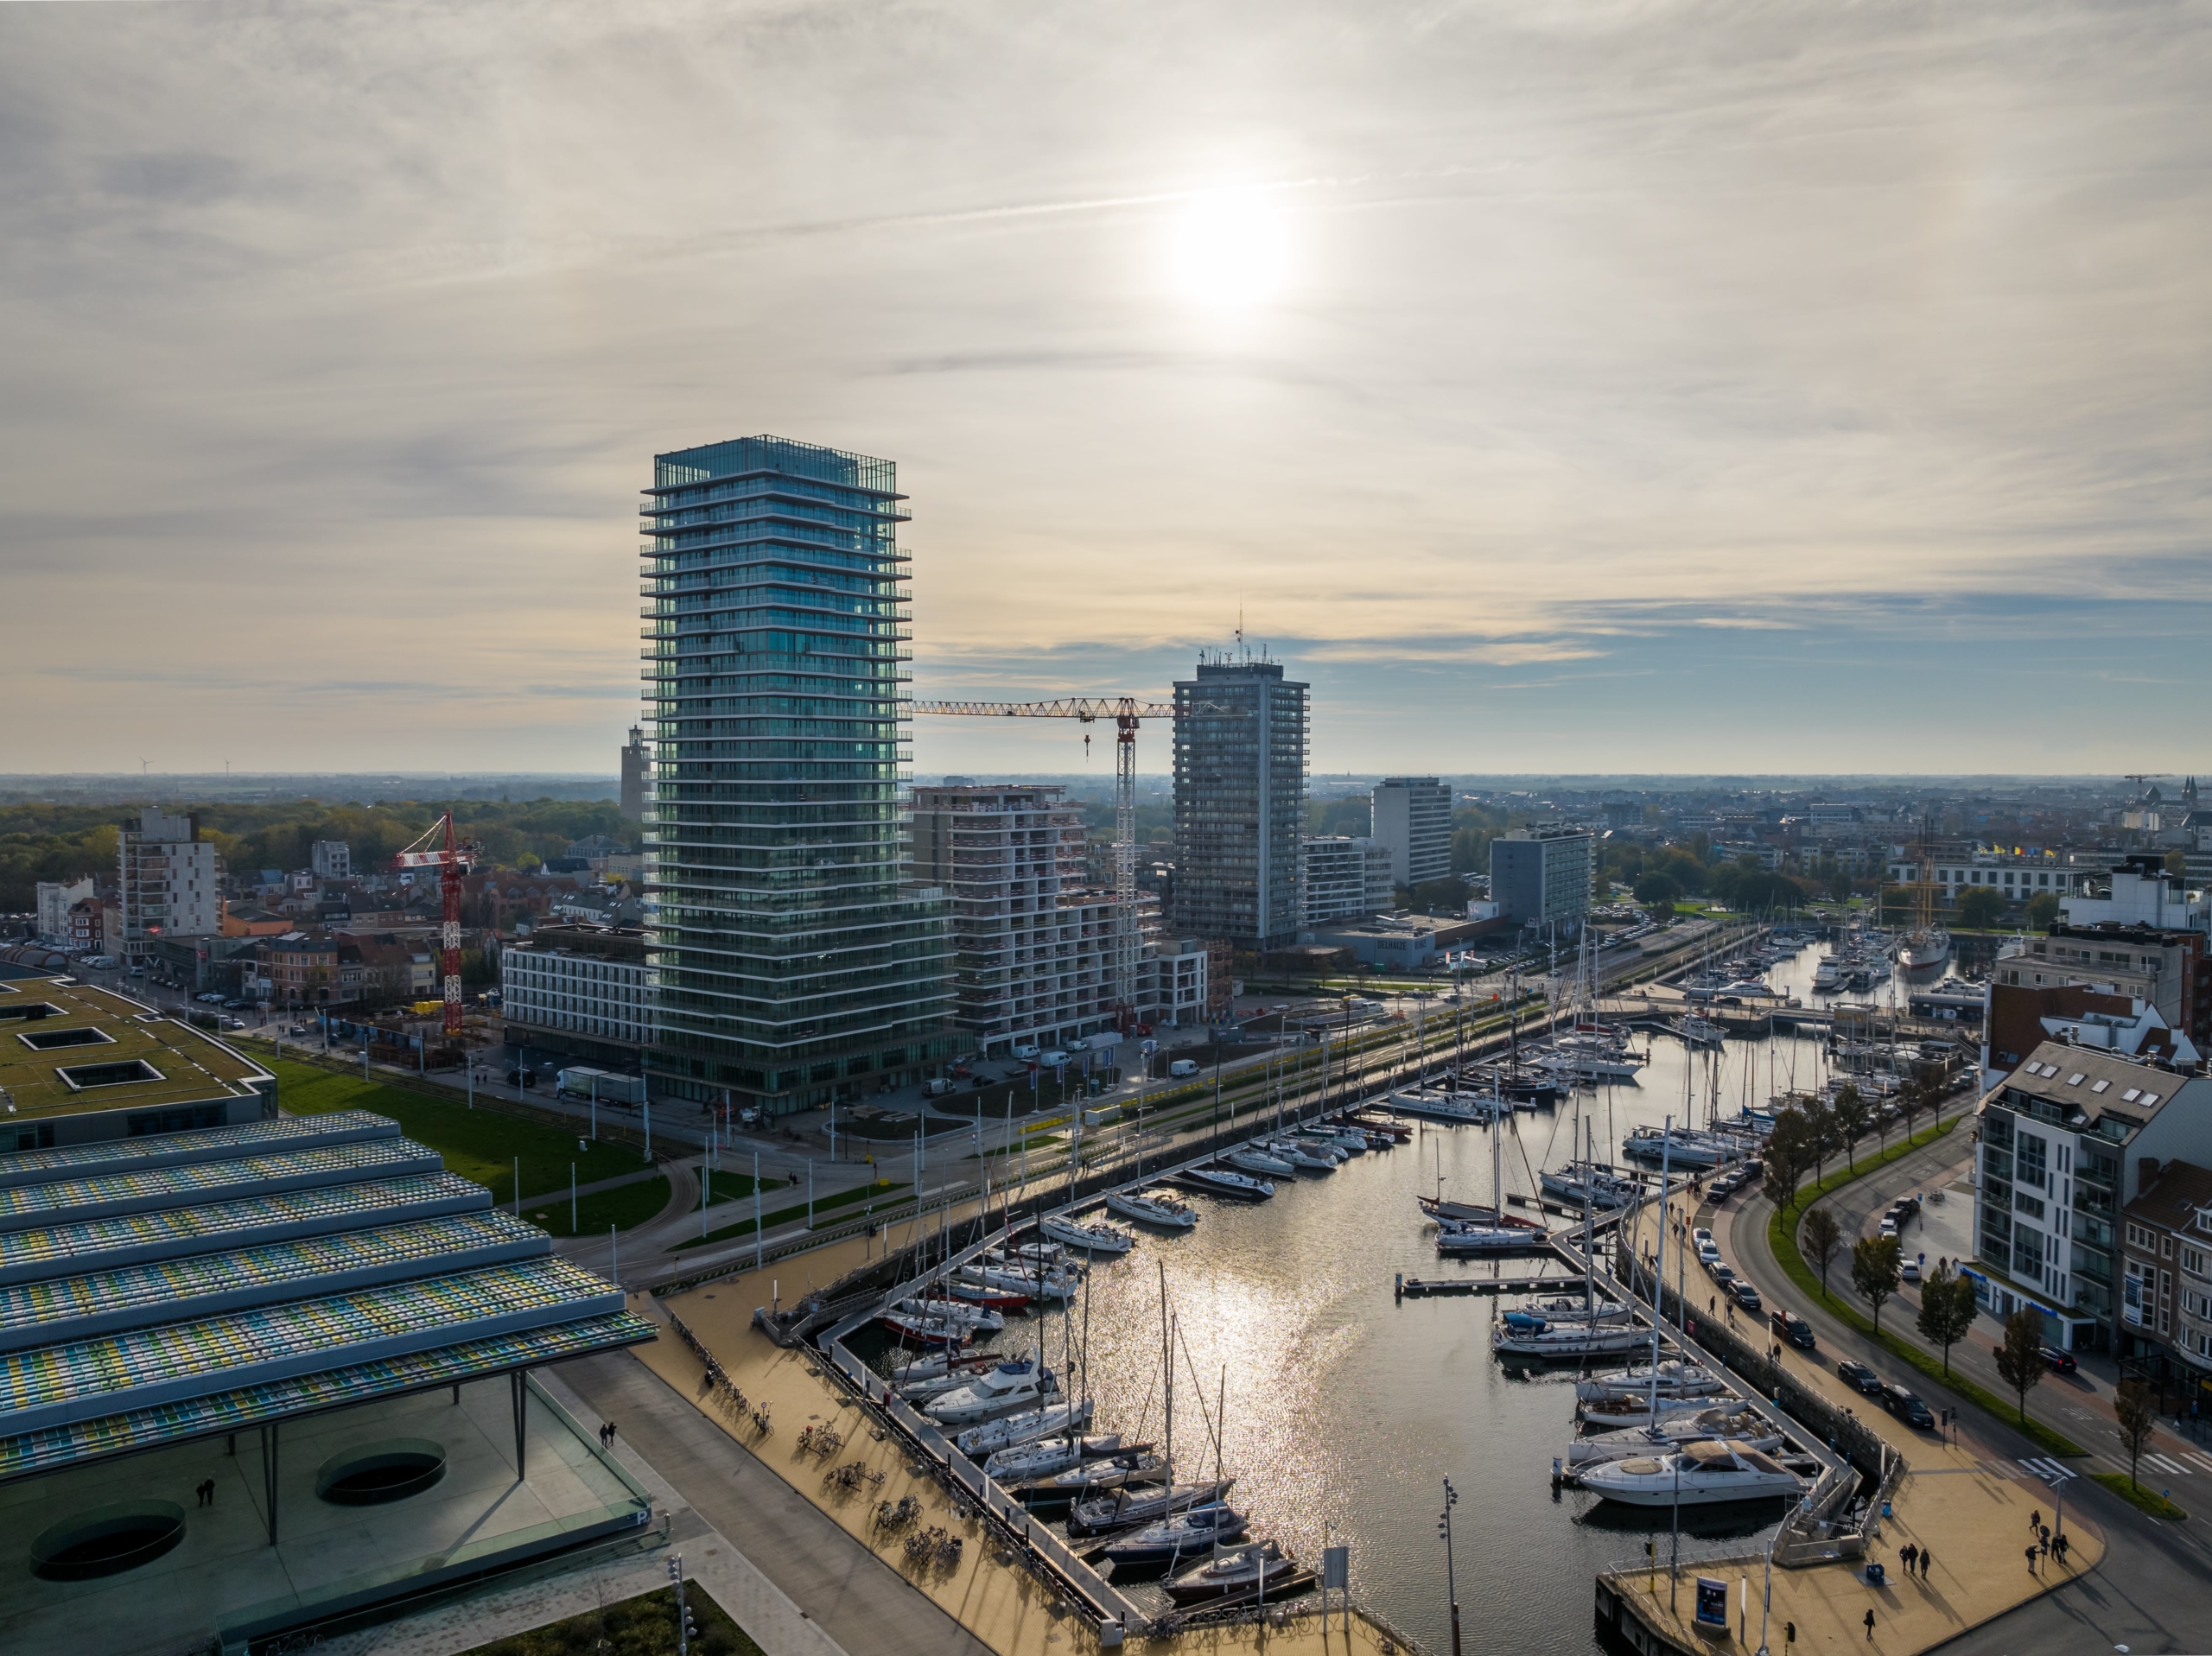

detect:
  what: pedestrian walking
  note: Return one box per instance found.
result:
[1864,1608,1876,1640]
[1901,1543,1917,1572]
[2025,1545,2037,1574]
[1919,1547,1930,1578]
[2029,1507,2040,1532]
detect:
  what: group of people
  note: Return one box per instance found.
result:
[597,1418,619,1450]
[2024,1508,2069,1572]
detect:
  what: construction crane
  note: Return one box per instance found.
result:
[392,812,480,1038]
[912,695,1236,1018]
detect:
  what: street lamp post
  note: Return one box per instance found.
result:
[1438,1477,1463,1656]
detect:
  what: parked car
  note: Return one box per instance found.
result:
[1771,1310,1815,1350]
[505,1069,537,1088]
[1708,1262,1738,1288]
[1899,1259,1922,1283]
[221,999,248,1011]
[1837,1359,1883,1394]
[2038,1345,2079,1374]
[195,993,223,1004]
[1878,1218,1899,1239]
[1727,1279,1764,1312]
[221,1017,246,1031]
[1879,1383,1935,1429]
[1692,1228,1714,1250]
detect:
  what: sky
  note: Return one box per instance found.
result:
[3,0,2209,779]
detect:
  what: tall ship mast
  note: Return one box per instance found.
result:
[1893,814,1951,975]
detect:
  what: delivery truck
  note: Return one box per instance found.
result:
[556,1067,647,1106]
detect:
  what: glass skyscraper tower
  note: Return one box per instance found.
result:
[639,435,957,1115]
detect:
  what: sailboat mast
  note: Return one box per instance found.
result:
[1651,1117,1669,1429]
[1160,1261,1173,1484]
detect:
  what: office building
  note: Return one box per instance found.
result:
[1990,924,2210,1063]
[1490,827,1594,927]
[0,974,652,1652]
[310,841,352,880]
[620,724,649,821]
[1371,777,1452,888]
[1969,1040,2212,1349]
[1300,836,1393,927]
[1883,848,2093,904]
[639,435,957,1115]
[500,924,652,1070]
[911,785,1204,1054]
[1172,655,1309,951]
[117,807,221,961]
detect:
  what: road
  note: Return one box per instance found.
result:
[1713,1111,2212,1653]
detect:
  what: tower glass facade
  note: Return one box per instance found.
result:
[1172,658,1309,951]
[639,435,957,1115]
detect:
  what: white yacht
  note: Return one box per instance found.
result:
[982,1431,1122,1482]
[1265,1138,1339,1172]
[1038,1214,1135,1254]
[1577,1393,1754,1430]
[889,1296,1004,1333]
[1569,1409,1784,1468]
[954,1398,1096,1457]
[1540,1162,1640,1209]
[1575,1361,1729,1402]
[1619,1126,1729,1171]
[1506,1294,1633,1327]
[1574,1440,1805,1507]
[925,1359,1060,1426]
[963,1259,1079,1303]
[1185,1165,1275,1200]
[1491,1320,1649,1359]
[1105,1190,1200,1230]
[1811,958,1843,993]
[1225,1145,1297,1177]
[1666,1015,1726,1049]
[1437,1220,1541,1255]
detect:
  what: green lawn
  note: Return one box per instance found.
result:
[270,1056,658,1215]
[1766,1113,2089,1461]
[461,1583,761,1656]
[2089,1472,2188,1522]
[671,1179,908,1252]
[522,1177,672,1237]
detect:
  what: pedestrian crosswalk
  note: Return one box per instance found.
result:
[2017,1457,2073,1482]
[2134,1450,2212,1477]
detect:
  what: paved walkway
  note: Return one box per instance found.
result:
[1618,1192,2106,1656]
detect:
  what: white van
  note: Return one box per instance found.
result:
[1039,1050,1071,1068]
[1168,1059,1200,1079]
[1013,1044,1041,1061]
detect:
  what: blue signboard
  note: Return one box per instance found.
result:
[1694,1577,1728,1629]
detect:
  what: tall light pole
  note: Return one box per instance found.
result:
[1437,1476,1463,1656]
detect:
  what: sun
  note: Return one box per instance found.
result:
[1169,187,1291,308]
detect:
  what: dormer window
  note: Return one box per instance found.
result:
[2091,1080,2110,1094]
[2065,1073,2086,1086]
[2141,1094,2161,1107]
[2122,1088,2142,1102]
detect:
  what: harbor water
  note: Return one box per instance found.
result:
[875,937,1973,1653]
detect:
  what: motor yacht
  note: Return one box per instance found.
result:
[1265,1138,1339,1172]
[1574,1439,1805,1507]
[1811,959,1843,993]
[1098,1503,1249,1570]
[1539,1162,1639,1209]
[1568,1410,1784,1468]
[1666,1015,1726,1049]
[1038,1214,1135,1254]
[1105,1190,1200,1229]
[1162,1539,1302,1604]
[925,1359,1060,1426]
[1620,1126,1729,1171]
[1067,1478,1236,1538]
[954,1398,1096,1457]
[1312,1126,1370,1154]
[1576,1393,1752,1429]
[982,1431,1123,1482]
[1225,1145,1297,1177]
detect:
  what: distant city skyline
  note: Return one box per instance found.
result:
[3,3,2208,773]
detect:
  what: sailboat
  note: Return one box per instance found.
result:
[1495,1122,1647,1357]
[1069,1285,1232,1535]
[1436,1099,1545,1254]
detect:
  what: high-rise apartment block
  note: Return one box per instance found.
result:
[620,724,649,820]
[311,841,352,880]
[1172,657,1308,951]
[639,435,957,1115]
[117,807,221,959]
[1300,836,1394,928]
[1371,776,1452,889]
[912,784,1203,1053]
[1489,826,1593,927]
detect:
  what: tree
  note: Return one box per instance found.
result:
[1916,1262,1978,1374]
[2025,891,2061,929]
[1765,1108,1811,1210]
[1994,1307,2046,1426]
[1831,1084,1870,1173]
[1802,1207,1843,1299]
[2113,1389,2160,1491]
[1633,871,1682,906]
[1827,870,1854,904]
[1852,1234,1904,1333]
[1956,887,2006,929]
[1802,1095,1837,1187]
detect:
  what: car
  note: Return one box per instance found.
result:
[222,999,247,1011]
[221,1017,246,1031]
[1899,1259,1922,1283]
[2038,1345,2078,1374]
[1771,1310,1816,1350]
[1728,1279,1764,1312]
[196,993,223,1005]
[1692,1228,1714,1250]
[1741,1158,1764,1177]
[1878,1218,1899,1239]
[1878,1383,1935,1429]
[1837,1359,1883,1394]
[1708,1262,1738,1287]
[969,1075,990,1089]
[505,1069,537,1088]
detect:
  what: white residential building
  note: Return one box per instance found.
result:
[35,878,94,947]
[499,925,652,1064]
[1300,836,1394,927]
[912,784,1199,1056]
[1371,777,1452,888]
[117,808,221,960]
[2060,857,2209,932]
[311,841,352,880]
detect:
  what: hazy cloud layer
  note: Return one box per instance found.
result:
[1,0,2207,774]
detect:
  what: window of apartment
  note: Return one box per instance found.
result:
[2017,1133,2049,1190]
[2129,1222,2155,1249]
[2016,1190,2046,1221]
[2184,1247,2208,1278]
[2013,1229,2044,1280]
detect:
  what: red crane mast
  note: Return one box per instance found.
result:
[392,812,479,1037]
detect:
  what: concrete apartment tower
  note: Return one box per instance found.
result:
[620,724,649,820]
[117,806,220,960]
[1371,776,1452,890]
[1490,826,1595,928]
[1172,653,1309,951]
[639,435,957,1116]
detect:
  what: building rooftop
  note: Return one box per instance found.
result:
[2123,1158,2212,1236]
[0,978,271,1124]
[1996,1039,2202,1133]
